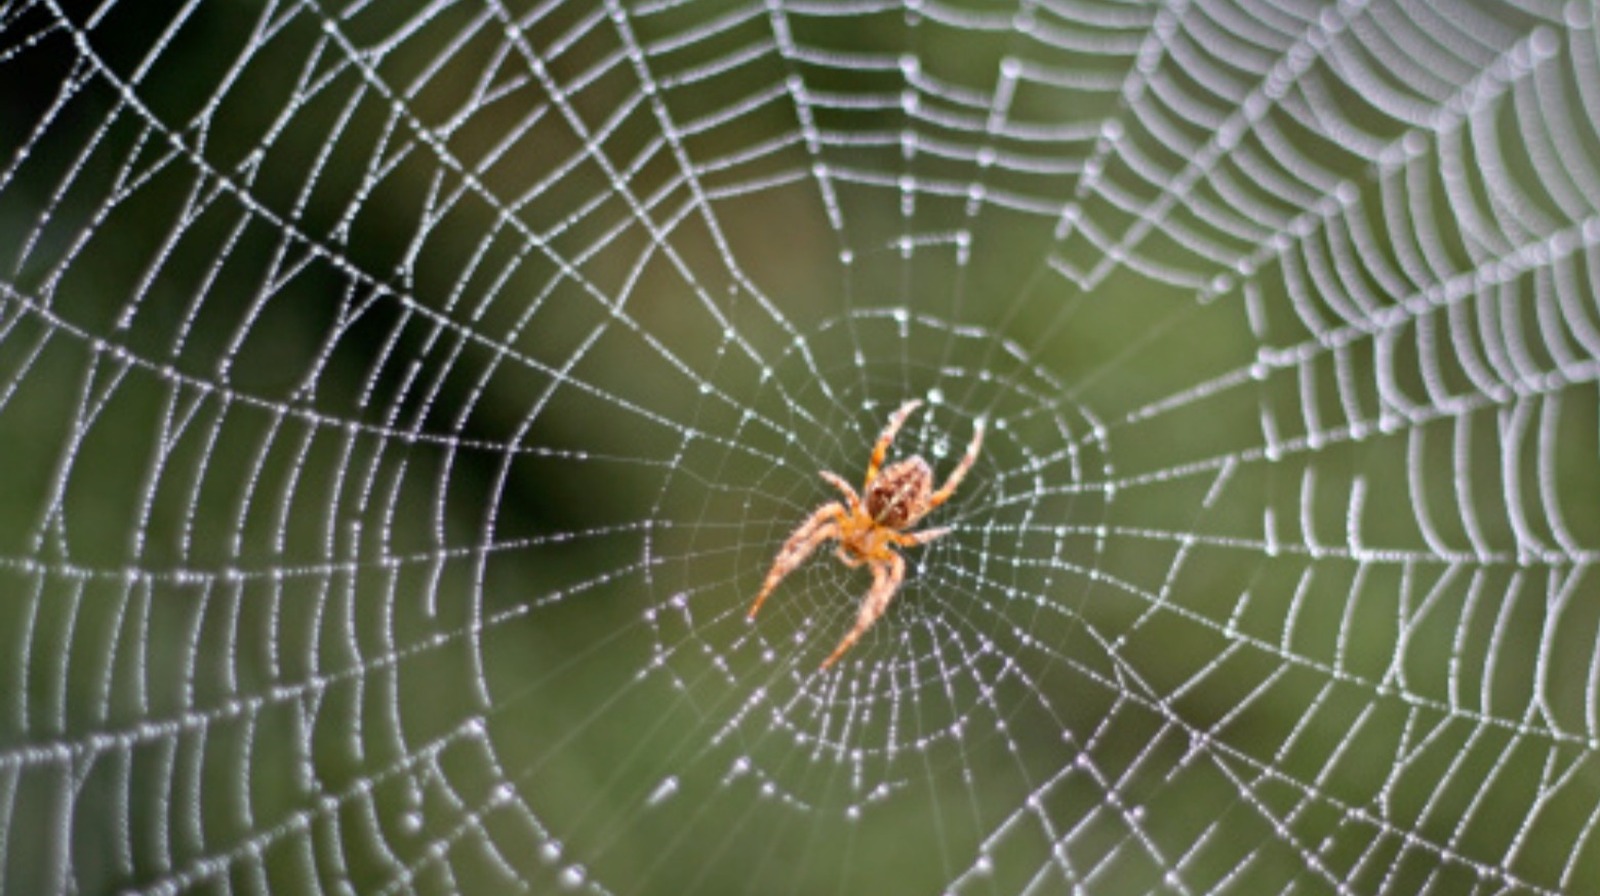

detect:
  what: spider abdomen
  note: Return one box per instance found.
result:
[865,456,933,528]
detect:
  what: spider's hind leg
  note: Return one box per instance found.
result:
[820,551,905,669]
[748,503,846,621]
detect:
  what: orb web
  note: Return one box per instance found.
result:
[1,0,1598,894]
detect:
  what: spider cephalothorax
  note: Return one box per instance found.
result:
[747,399,984,668]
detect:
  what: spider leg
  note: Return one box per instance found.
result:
[862,399,924,490]
[748,503,846,621]
[819,470,862,512]
[891,526,950,547]
[915,416,986,520]
[820,550,905,669]
[835,546,868,567]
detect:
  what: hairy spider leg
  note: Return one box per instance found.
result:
[863,399,924,489]
[818,470,862,511]
[821,551,905,669]
[747,502,846,621]
[914,417,986,523]
[892,527,950,547]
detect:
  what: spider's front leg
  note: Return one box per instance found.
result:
[922,416,985,516]
[820,550,905,669]
[863,399,924,489]
[748,502,847,621]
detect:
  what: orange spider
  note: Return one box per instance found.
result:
[748,399,984,668]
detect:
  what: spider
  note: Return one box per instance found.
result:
[747,399,984,668]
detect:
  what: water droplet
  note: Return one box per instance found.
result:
[647,776,680,806]
[541,840,563,863]
[560,864,587,889]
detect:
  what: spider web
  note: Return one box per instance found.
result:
[2,0,1599,892]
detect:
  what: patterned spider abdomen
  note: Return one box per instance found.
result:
[865,457,934,528]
